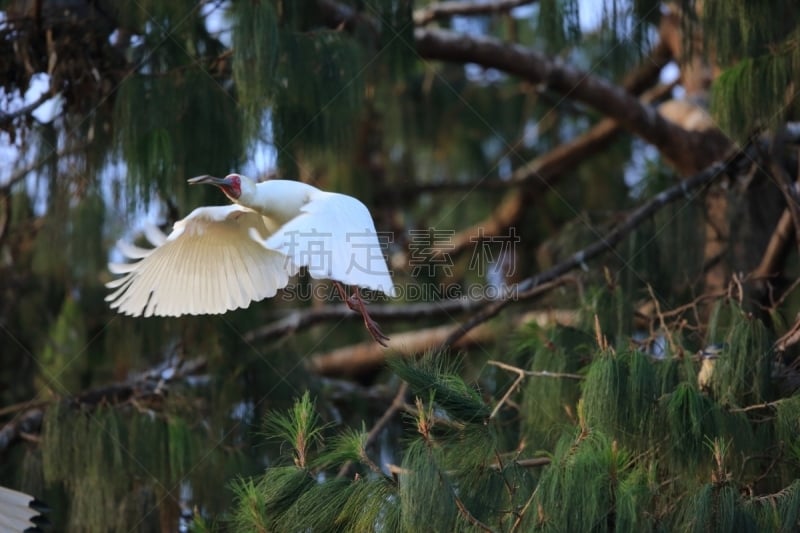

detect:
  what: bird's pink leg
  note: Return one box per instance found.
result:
[335,282,390,347]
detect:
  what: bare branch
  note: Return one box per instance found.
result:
[428,81,676,260]
[310,308,577,378]
[244,298,488,344]
[0,90,52,129]
[0,356,207,453]
[336,382,409,478]
[487,360,583,380]
[1,143,91,192]
[729,399,787,413]
[309,321,497,379]
[752,208,794,281]
[261,148,746,373]
[440,147,751,348]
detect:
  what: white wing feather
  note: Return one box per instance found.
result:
[0,486,46,532]
[259,191,396,296]
[106,205,295,317]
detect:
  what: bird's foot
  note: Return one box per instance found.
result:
[336,283,390,347]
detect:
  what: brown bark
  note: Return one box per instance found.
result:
[752,208,794,281]
[414,27,732,175]
[308,310,577,378]
[414,0,537,25]
[436,81,676,259]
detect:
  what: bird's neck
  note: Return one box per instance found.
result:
[237,180,319,224]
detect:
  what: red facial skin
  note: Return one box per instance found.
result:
[221,174,241,199]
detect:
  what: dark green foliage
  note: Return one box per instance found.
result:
[336,477,401,532]
[230,467,315,531]
[539,0,582,53]
[399,440,459,532]
[389,354,491,422]
[230,0,279,128]
[747,479,800,533]
[627,198,705,301]
[711,55,797,141]
[531,431,653,532]
[679,483,760,533]
[701,0,800,139]
[706,303,773,405]
[40,402,212,532]
[114,69,243,202]
[5,2,800,531]
[518,325,587,449]
[272,31,365,163]
[583,349,658,447]
[38,296,87,395]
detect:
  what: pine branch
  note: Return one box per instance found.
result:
[421,55,674,260]
[336,382,409,478]
[486,360,583,419]
[450,485,496,532]
[0,356,207,453]
[243,298,488,344]
[729,399,787,413]
[414,0,536,25]
[440,146,751,349]
[308,305,576,379]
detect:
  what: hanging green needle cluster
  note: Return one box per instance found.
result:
[39,402,214,532]
[700,0,800,139]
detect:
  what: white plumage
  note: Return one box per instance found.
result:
[106,175,395,329]
[0,486,48,532]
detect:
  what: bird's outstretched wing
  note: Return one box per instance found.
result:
[107,205,295,317]
[258,191,396,296]
[0,486,49,532]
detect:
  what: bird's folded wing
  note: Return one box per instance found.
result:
[0,486,49,532]
[107,205,296,317]
[259,192,396,296]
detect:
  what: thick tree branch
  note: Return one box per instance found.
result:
[440,146,750,348]
[244,298,489,344]
[390,40,674,263]
[752,208,794,281]
[309,306,576,379]
[394,79,675,197]
[429,81,675,260]
[414,27,731,174]
[266,147,744,372]
[414,0,536,26]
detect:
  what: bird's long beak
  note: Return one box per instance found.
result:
[188,175,230,186]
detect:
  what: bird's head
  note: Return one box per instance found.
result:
[188,173,244,200]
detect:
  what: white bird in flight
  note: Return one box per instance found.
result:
[106,174,395,344]
[0,485,49,532]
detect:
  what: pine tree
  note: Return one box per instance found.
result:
[1,1,800,531]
